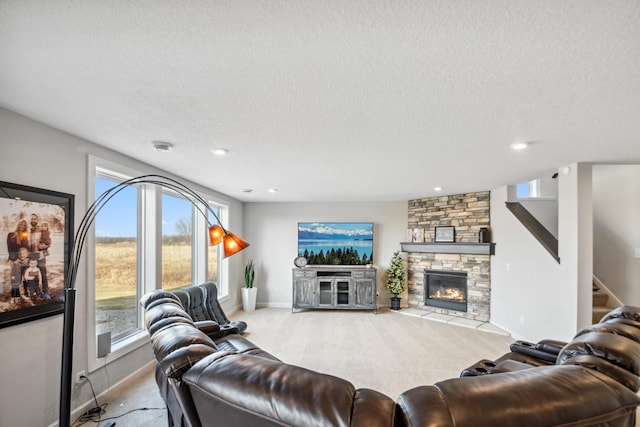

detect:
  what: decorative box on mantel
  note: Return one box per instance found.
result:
[400,242,495,256]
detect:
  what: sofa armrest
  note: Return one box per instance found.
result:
[509,340,558,363]
[194,320,221,337]
[535,339,566,355]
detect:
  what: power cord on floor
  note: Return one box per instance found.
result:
[72,374,164,426]
[73,375,108,426]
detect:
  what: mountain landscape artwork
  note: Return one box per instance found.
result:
[298,222,373,265]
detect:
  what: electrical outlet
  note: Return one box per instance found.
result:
[75,370,86,385]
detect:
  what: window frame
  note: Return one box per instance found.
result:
[87,156,230,371]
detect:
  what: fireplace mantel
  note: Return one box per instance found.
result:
[400,242,495,255]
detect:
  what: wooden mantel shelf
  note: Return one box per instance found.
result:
[400,242,496,256]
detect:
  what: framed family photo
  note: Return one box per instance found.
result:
[0,181,74,329]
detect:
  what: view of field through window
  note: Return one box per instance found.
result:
[94,177,220,343]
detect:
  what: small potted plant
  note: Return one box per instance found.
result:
[242,259,257,312]
[385,250,405,310]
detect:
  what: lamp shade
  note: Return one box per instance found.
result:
[208,224,225,245]
[222,232,250,258]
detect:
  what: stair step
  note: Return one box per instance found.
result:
[593,291,609,307]
[592,306,611,324]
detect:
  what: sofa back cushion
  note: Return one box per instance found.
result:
[183,352,395,427]
[575,322,640,343]
[200,281,230,324]
[174,285,210,321]
[599,305,640,323]
[558,331,640,376]
[396,365,640,427]
[151,322,218,379]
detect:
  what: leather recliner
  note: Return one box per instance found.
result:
[172,281,247,336]
[141,289,268,427]
[461,306,640,392]
[142,291,640,427]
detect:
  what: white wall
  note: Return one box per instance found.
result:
[593,165,640,304]
[490,163,593,342]
[243,202,407,307]
[0,107,245,427]
[519,199,558,237]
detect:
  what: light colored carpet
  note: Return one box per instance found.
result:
[76,308,640,426]
[239,308,514,399]
[81,308,514,426]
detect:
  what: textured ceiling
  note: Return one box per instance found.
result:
[1,0,639,202]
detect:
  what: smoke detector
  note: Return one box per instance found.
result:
[152,141,174,152]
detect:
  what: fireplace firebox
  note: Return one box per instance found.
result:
[424,270,468,312]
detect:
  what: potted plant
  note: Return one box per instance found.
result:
[385,250,405,310]
[241,259,257,312]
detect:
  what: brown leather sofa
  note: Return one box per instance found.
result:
[141,290,640,427]
[462,306,640,393]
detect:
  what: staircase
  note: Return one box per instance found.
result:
[592,281,616,323]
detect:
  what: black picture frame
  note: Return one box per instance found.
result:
[434,226,455,243]
[0,181,74,329]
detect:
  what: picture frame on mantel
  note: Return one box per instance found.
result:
[434,226,455,243]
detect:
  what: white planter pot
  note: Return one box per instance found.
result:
[242,287,257,312]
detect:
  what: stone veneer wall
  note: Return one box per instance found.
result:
[407,192,491,321]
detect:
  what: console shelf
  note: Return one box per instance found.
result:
[292,266,377,312]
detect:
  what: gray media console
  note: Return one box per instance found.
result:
[292,266,377,311]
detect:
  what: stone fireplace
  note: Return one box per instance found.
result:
[402,191,493,322]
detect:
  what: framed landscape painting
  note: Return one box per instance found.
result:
[0,181,74,328]
[298,222,373,265]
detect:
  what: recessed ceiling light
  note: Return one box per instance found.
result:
[510,142,529,151]
[211,148,229,156]
[433,187,443,192]
[152,141,173,152]
[267,188,278,193]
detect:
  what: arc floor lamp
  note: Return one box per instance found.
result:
[60,174,249,427]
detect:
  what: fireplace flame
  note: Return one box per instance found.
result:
[429,287,465,302]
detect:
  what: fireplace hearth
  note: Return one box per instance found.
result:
[424,270,468,312]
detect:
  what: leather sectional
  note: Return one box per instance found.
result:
[141,286,640,427]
